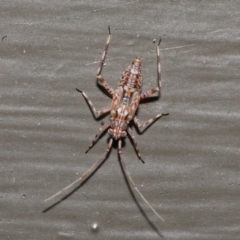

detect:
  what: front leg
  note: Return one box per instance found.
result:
[96,75,115,96]
[76,88,111,119]
[140,38,162,100]
[140,87,160,100]
[133,113,168,133]
[97,26,112,75]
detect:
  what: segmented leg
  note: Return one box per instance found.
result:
[127,127,144,163]
[133,113,169,133]
[85,121,111,153]
[96,75,115,96]
[76,27,114,117]
[140,38,162,100]
[96,26,114,96]
[44,139,113,203]
[118,140,164,222]
[76,88,111,119]
[97,26,111,75]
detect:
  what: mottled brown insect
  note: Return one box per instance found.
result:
[44,27,168,222]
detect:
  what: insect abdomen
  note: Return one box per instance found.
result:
[118,58,142,93]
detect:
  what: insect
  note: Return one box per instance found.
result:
[44,27,168,222]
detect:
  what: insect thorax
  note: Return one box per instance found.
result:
[108,58,143,140]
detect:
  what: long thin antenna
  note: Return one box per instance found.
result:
[118,140,165,223]
[44,139,113,203]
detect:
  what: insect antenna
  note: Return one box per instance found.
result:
[44,139,113,203]
[118,140,165,223]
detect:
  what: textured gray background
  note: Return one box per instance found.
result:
[1,1,239,239]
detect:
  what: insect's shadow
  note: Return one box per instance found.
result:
[140,94,161,104]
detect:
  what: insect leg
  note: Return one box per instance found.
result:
[140,38,162,100]
[96,26,115,96]
[96,75,115,96]
[118,140,164,222]
[76,88,111,119]
[133,113,169,134]
[97,26,111,76]
[127,127,144,163]
[44,138,113,203]
[85,121,111,153]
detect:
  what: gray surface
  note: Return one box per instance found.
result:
[1,1,240,239]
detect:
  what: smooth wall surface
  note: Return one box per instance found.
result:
[1,1,239,239]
